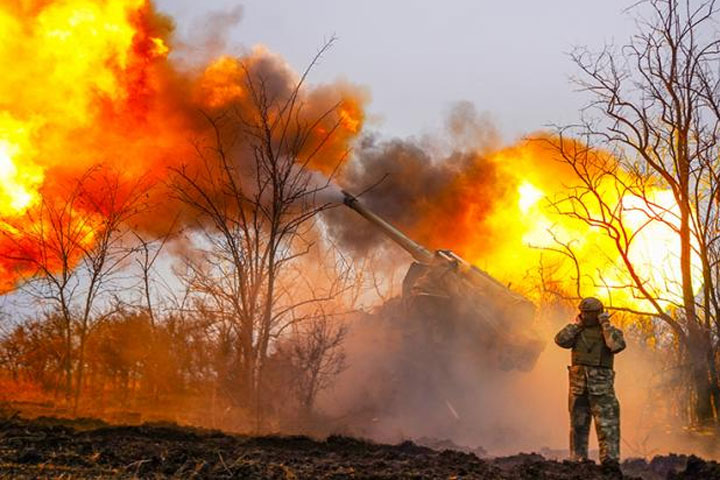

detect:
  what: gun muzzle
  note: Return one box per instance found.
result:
[341,190,358,207]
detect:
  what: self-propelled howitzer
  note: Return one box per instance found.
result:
[342,190,544,371]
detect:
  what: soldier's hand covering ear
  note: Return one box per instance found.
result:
[599,312,611,328]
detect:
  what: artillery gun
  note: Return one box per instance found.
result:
[342,190,543,372]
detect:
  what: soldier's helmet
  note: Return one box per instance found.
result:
[578,297,604,312]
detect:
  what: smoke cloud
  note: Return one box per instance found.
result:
[319,304,712,459]
[325,101,506,257]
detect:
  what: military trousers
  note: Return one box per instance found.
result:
[567,365,620,463]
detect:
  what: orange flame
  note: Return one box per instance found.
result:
[0,0,366,290]
[403,138,694,313]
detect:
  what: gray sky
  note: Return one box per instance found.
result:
[160,0,638,141]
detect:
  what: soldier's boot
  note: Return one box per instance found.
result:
[591,392,621,463]
[601,459,623,479]
[569,394,591,461]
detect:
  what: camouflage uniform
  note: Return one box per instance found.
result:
[555,310,625,464]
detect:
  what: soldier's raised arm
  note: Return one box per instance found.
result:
[599,313,626,353]
[554,320,582,349]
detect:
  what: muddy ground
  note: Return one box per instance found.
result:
[0,417,717,479]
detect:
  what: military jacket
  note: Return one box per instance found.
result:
[554,316,626,356]
[555,315,626,395]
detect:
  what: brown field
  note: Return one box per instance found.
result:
[0,416,716,479]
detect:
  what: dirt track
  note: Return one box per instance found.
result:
[0,417,717,479]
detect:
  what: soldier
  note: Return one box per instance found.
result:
[555,297,626,469]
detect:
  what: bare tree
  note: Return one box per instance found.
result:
[132,229,175,403]
[170,40,356,429]
[0,167,147,411]
[285,311,347,415]
[546,0,720,423]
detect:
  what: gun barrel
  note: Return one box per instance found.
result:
[342,191,435,264]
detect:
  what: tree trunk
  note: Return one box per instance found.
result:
[64,320,73,404]
[678,175,714,423]
[686,325,715,424]
[73,324,88,415]
[707,348,720,421]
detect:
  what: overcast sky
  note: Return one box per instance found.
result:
[160,1,638,142]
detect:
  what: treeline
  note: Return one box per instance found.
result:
[0,306,347,430]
